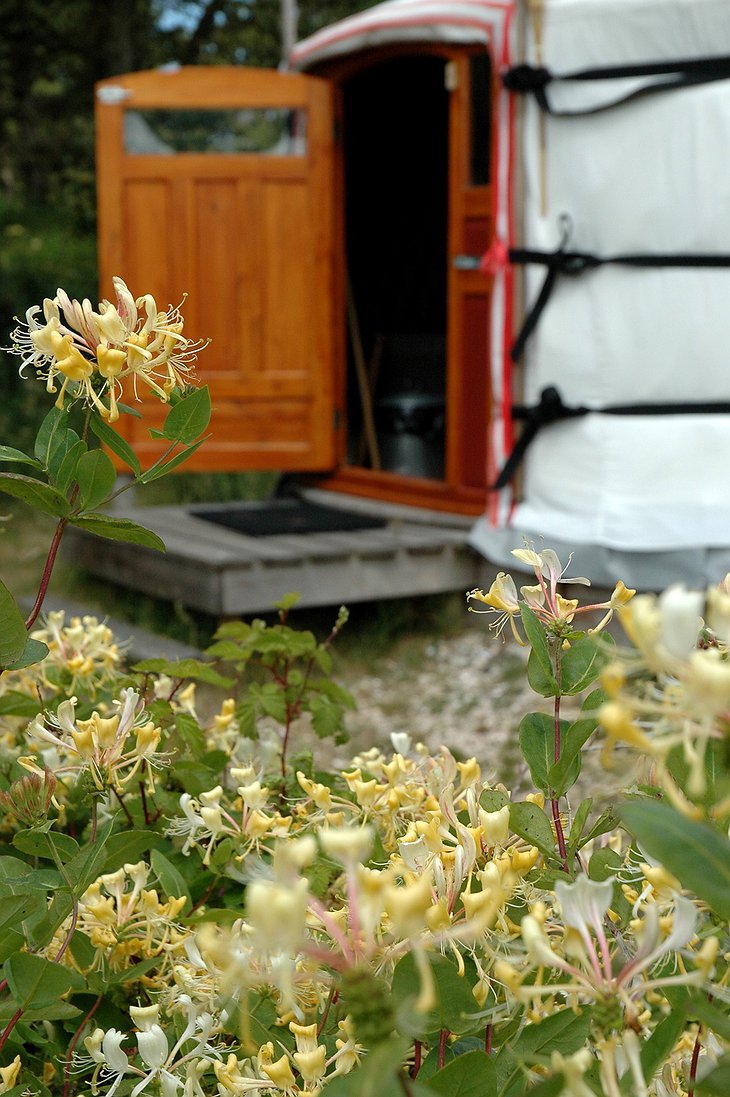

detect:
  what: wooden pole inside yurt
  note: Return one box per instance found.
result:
[281,0,299,65]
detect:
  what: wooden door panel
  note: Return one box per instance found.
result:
[96,66,336,471]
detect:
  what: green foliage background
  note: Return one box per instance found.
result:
[0,0,374,449]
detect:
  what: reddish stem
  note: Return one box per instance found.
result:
[25,517,68,630]
[411,1040,422,1079]
[62,994,102,1097]
[688,1027,702,1097]
[552,694,569,872]
[0,1008,22,1053]
[438,1029,449,1069]
[485,1023,493,1055]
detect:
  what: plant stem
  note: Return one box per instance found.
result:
[63,994,102,1097]
[0,1009,22,1053]
[25,516,68,630]
[552,692,569,872]
[438,1028,449,1069]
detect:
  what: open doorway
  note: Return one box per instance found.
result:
[342,54,450,480]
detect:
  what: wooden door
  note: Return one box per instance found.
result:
[95,66,336,471]
[446,51,495,494]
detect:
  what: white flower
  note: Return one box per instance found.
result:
[658,585,704,661]
[319,825,373,865]
[554,876,614,937]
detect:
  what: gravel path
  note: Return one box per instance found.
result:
[337,625,629,804]
[337,628,539,785]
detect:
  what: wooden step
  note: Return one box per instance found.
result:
[63,498,482,616]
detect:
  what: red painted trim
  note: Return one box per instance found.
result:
[292,4,512,66]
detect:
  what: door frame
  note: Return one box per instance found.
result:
[304,42,497,516]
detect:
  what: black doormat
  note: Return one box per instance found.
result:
[192,499,387,538]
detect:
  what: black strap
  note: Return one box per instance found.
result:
[502,54,730,115]
[493,387,730,489]
[510,217,730,362]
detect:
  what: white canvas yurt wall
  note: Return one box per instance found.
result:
[472,0,730,587]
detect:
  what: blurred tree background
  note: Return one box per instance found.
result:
[0,0,373,447]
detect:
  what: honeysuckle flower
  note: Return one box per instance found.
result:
[467,572,523,641]
[469,547,634,641]
[550,1048,595,1097]
[29,610,124,695]
[8,277,207,420]
[0,1056,21,1093]
[24,688,166,793]
[319,824,373,865]
[512,547,590,590]
[621,587,703,672]
[82,1028,134,1097]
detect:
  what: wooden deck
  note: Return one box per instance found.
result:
[63,491,487,616]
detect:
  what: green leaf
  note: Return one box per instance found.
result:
[620,1006,687,1095]
[13,828,79,863]
[69,930,97,970]
[0,691,43,718]
[559,635,607,695]
[74,449,117,510]
[689,995,730,1042]
[526,648,560,698]
[27,888,77,949]
[576,806,619,852]
[566,797,593,859]
[588,847,623,882]
[47,427,81,484]
[101,830,168,873]
[480,788,510,811]
[65,819,114,893]
[508,1076,566,1097]
[89,413,142,476]
[0,578,28,668]
[325,1039,426,1097]
[0,472,70,517]
[391,952,480,1038]
[519,713,582,796]
[69,513,166,551]
[53,438,87,496]
[0,894,39,961]
[426,1051,496,1097]
[497,1009,592,1096]
[0,445,41,468]
[520,605,558,695]
[34,406,68,467]
[161,386,211,444]
[139,436,207,482]
[4,637,49,671]
[698,1056,730,1096]
[3,952,83,1010]
[309,694,347,740]
[546,716,597,795]
[620,800,730,919]
[116,401,143,418]
[508,801,556,859]
[131,657,233,688]
[151,849,191,909]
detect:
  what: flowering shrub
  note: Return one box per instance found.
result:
[0,281,729,1097]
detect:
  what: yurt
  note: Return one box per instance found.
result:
[291,0,730,587]
[93,0,730,596]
